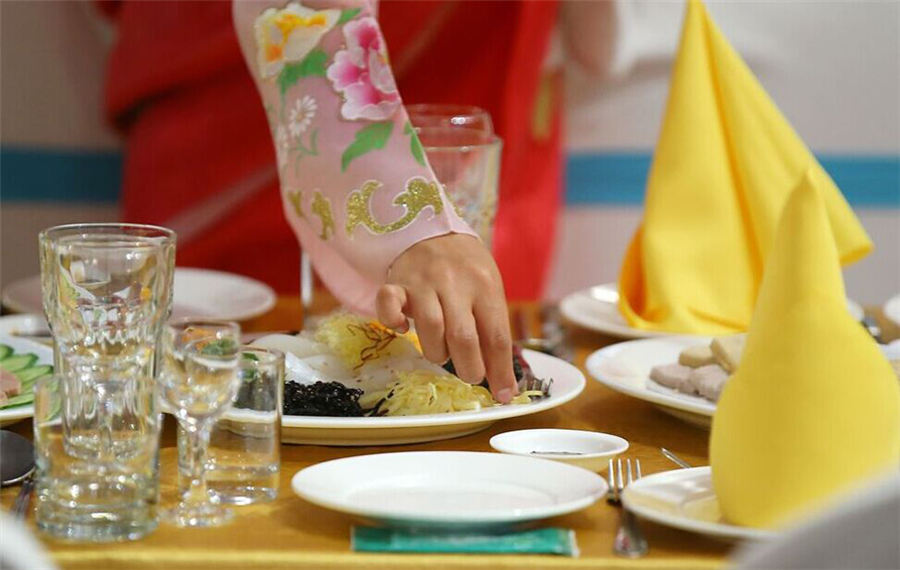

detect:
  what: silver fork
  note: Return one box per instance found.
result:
[518,375,552,399]
[608,458,649,558]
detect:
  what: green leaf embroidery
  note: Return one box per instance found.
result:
[404,122,426,167]
[277,49,329,97]
[338,8,362,25]
[341,121,394,172]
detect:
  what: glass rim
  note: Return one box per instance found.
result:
[39,222,176,243]
[167,317,241,331]
[406,103,489,117]
[415,127,502,152]
[239,346,285,366]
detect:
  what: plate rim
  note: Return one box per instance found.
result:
[0,332,53,421]
[623,466,777,541]
[291,450,607,524]
[1,268,277,322]
[561,283,865,338]
[281,349,586,429]
[884,294,900,327]
[585,337,717,418]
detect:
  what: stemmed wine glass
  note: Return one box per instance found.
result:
[158,319,241,527]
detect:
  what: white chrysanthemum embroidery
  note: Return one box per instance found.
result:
[288,95,317,138]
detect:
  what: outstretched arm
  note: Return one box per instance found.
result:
[232,0,517,401]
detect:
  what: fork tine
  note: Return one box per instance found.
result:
[626,458,633,485]
[616,458,624,490]
[635,458,642,480]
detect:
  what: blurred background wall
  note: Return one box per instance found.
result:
[2,1,898,305]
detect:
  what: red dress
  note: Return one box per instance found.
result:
[103,0,561,300]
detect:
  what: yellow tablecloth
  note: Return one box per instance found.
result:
[17,296,891,569]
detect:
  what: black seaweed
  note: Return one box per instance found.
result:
[283,381,366,417]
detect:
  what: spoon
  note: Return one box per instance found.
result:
[1,430,35,486]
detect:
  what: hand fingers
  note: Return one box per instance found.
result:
[408,291,448,364]
[439,293,485,384]
[474,299,517,403]
[375,284,409,332]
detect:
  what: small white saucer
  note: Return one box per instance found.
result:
[489,429,629,472]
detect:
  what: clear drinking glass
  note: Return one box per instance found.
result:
[181,346,284,505]
[158,319,241,527]
[407,104,494,134]
[34,374,161,542]
[415,127,503,246]
[39,223,176,377]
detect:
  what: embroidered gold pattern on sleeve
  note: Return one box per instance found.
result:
[345,177,445,236]
[311,191,336,240]
[287,189,307,219]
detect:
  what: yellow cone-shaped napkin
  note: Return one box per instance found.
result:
[709,173,900,529]
[618,0,872,335]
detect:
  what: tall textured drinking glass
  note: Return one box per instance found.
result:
[34,374,161,542]
[158,319,241,527]
[39,223,176,377]
[182,346,284,505]
[415,127,503,246]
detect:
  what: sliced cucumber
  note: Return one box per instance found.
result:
[0,345,11,360]
[15,364,52,383]
[0,354,37,373]
[1,391,34,408]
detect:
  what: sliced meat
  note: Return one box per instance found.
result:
[679,345,717,368]
[650,363,695,393]
[0,369,21,397]
[710,334,746,373]
[689,364,730,402]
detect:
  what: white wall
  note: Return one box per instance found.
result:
[550,0,900,305]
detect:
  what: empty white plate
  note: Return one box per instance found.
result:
[291,451,607,528]
[490,429,628,472]
[561,283,865,339]
[2,268,276,322]
[623,466,777,541]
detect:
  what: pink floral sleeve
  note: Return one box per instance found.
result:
[232,0,477,314]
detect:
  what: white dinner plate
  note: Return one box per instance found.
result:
[884,294,900,328]
[292,451,607,529]
[2,267,276,321]
[586,336,900,430]
[561,283,865,339]
[585,337,716,428]
[281,349,586,445]
[0,333,53,426]
[623,467,777,541]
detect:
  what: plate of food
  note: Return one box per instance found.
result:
[292,451,607,529]
[0,334,54,426]
[586,335,731,428]
[2,268,276,322]
[588,334,900,429]
[623,467,776,541]
[561,283,865,339]
[251,313,586,445]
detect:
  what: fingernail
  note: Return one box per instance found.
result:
[497,388,513,404]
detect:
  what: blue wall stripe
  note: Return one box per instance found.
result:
[566,151,900,208]
[2,147,122,203]
[2,146,898,208]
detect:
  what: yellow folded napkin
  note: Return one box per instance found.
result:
[618,0,872,335]
[709,173,900,529]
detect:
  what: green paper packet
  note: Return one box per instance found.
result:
[351,526,579,556]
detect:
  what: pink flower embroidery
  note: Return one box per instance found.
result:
[327,17,401,121]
